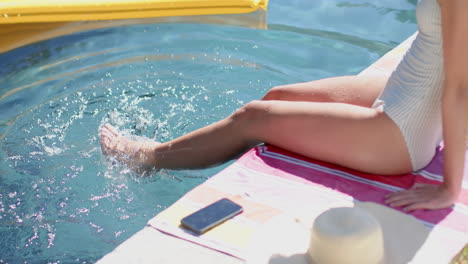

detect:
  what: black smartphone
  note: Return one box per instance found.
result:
[180,198,243,234]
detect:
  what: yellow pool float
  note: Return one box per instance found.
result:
[0,0,268,52]
[0,0,268,23]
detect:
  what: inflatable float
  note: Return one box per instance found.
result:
[0,0,268,53]
[0,0,268,23]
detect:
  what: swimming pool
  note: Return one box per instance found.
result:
[0,1,417,263]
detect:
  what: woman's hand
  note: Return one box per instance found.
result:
[384,183,458,211]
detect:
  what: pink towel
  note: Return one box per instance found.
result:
[246,145,468,233]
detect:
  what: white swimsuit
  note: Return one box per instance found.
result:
[373,0,444,171]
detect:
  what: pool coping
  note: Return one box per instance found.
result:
[96,226,242,264]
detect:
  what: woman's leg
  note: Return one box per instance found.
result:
[262,74,389,107]
[101,99,411,175]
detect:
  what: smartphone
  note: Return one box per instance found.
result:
[180,198,243,234]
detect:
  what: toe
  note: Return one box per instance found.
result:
[101,133,110,145]
[101,129,111,142]
[100,128,116,155]
[100,137,110,155]
[104,124,120,137]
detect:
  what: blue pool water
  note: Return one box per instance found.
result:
[0,1,417,263]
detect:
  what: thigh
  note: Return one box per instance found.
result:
[245,100,411,175]
[262,75,389,108]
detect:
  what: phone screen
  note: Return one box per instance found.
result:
[180,198,243,234]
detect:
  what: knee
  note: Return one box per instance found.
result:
[231,100,272,125]
[262,85,288,100]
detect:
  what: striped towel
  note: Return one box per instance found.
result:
[148,144,468,262]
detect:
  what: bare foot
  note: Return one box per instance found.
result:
[100,123,160,171]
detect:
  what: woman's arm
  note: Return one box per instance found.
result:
[385,0,467,211]
[438,0,467,205]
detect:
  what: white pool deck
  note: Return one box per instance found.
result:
[97,226,242,264]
